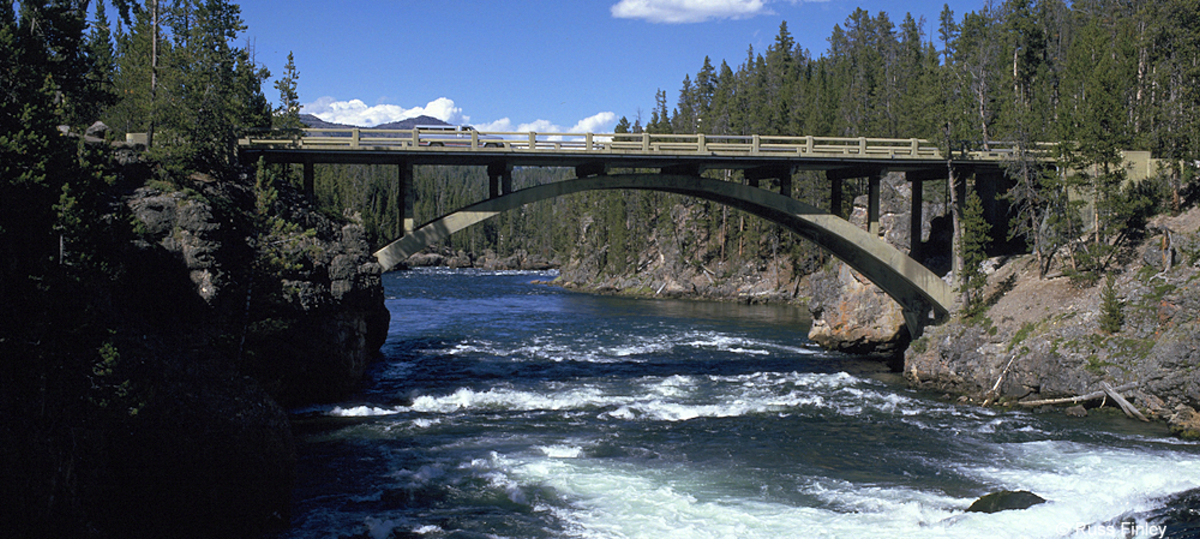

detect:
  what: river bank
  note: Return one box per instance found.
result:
[905,207,1200,437]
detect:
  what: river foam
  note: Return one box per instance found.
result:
[284,269,1200,539]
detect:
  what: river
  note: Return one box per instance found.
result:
[277,268,1200,539]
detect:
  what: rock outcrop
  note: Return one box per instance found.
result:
[905,207,1200,424]
[806,172,951,358]
[807,263,911,359]
[966,490,1047,513]
[127,181,389,404]
[73,168,392,537]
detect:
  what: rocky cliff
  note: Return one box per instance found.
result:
[22,153,392,538]
[905,207,1200,436]
[126,174,390,405]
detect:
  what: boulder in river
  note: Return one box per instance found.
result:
[966,490,1047,513]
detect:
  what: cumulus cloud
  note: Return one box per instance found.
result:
[302,96,466,127]
[611,0,769,23]
[473,112,618,134]
[570,112,618,133]
[473,118,515,132]
[302,96,617,135]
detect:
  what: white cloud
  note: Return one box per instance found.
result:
[473,118,514,132]
[517,119,559,132]
[571,112,619,133]
[611,0,769,23]
[474,112,617,134]
[302,96,466,127]
[302,97,617,135]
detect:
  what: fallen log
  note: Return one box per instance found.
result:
[1103,382,1149,422]
[981,353,1018,407]
[1017,382,1138,407]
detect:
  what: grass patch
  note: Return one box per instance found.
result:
[1085,355,1115,375]
[1009,321,1038,352]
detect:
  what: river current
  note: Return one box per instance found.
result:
[278,268,1200,539]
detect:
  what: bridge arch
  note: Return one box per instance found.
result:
[373,174,954,329]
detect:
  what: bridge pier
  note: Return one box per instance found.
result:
[910,176,922,259]
[398,162,414,237]
[905,168,950,262]
[868,173,881,236]
[488,163,513,198]
[827,166,885,232]
[745,165,794,198]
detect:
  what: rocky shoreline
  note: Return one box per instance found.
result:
[905,207,1200,438]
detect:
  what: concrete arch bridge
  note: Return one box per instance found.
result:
[238,127,1117,335]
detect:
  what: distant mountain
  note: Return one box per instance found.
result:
[376,116,452,130]
[298,113,346,130]
[299,114,452,131]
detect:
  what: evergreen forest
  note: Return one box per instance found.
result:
[314,0,1200,285]
[4,0,1200,536]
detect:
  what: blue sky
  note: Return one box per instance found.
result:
[238,0,989,132]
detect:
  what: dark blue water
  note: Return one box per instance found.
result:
[280,268,1200,539]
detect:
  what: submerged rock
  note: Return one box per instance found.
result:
[966,490,1047,513]
[1065,405,1088,418]
[1170,406,1200,440]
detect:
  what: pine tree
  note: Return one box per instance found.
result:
[959,185,991,317]
[272,51,303,132]
[153,0,270,172]
[1099,273,1124,333]
[81,0,118,125]
[614,116,631,134]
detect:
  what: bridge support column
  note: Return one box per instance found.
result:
[904,168,949,261]
[868,172,882,236]
[902,302,934,339]
[488,163,512,198]
[827,166,880,219]
[303,159,314,199]
[746,165,792,198]
[830,177,842,217]
[397,162,414,237]
[910,177,923,259]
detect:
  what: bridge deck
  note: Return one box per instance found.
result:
[239,128,1047,170]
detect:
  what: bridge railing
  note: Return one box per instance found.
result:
[239,128,1057,162]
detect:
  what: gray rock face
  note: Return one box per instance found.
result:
[126,183,389,405]
[110,176,388,537]
[128,188,225,303]
[905,208,1200,428]
[806,172,948,358]
[807,264,910,358]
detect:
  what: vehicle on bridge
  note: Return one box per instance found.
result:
[416,125,503,148]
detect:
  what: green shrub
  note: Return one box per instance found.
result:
[1099,274,1124,334]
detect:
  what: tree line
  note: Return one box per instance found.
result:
[345,0,1197,290]
[627,0,1198,282]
